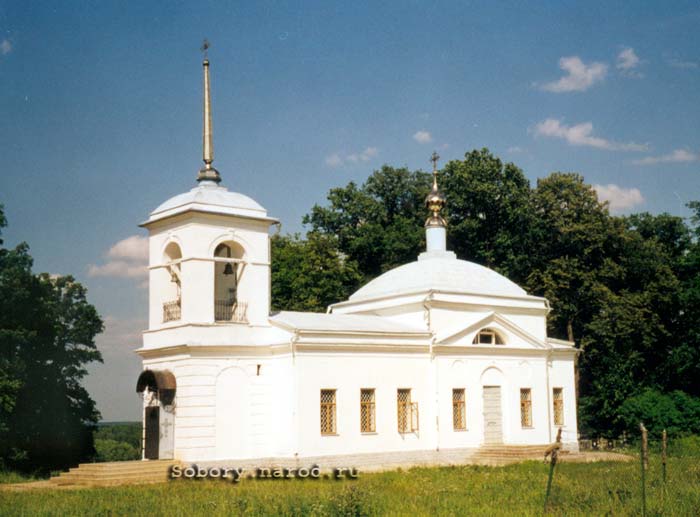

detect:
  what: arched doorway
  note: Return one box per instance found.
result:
[481,367,505,445]
[215,367,250,459]
[136,369,176,460]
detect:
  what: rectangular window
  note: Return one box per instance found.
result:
[520,388,532,427]
[320,389,336,435]
[553,388,564,426]
[360,389,376,433]
[397,389,419,433]
[453,389,466,430]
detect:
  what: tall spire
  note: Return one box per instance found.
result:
[197,39,222,184]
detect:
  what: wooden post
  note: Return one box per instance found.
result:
[543,427,562,513]
[662,429,667,484]
[640,423,648,517]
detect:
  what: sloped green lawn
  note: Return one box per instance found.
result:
[1,457,698,516]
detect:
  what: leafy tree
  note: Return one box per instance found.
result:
[617,388,700,438]
[441,149,533,282]
[94,439,140,462]
[303,166,431,282]
[271,232,362,312]
[0,205,103,472]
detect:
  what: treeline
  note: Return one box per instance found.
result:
[271,148,700,439]
[0,206,103,473]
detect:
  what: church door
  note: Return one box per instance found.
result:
[145,406,160,459]
[483,386,503,444]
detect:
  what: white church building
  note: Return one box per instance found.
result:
[135,53,579,467]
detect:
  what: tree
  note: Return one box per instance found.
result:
[271,232,362,312]
[441,149,533,282]
[0,205,103,472]
[304,166,431,282]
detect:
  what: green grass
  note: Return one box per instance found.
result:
[1,457,699,516]
[0,471,40,485]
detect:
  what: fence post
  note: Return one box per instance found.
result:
[543,427,562,513]
[661,429,667,484]
[640,423,648,517]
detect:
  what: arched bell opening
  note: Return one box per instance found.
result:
[162,242,183,323]
[214,241,247,322]
[136,369,177,460]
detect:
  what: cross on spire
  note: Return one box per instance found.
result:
[430,151,440,173]
[201,39,210,60]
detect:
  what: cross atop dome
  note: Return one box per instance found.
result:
[425,151,446,229]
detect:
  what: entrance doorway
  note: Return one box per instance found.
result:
[144,406,160,459]
[483,385,503,444]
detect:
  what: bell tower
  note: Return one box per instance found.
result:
[141,43,277,334]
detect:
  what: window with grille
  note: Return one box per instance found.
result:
[472,328,505,345]
[360,389,376,433]
[520,388,532,427]
[553,387,564,426]
[397,389,419,433]
[452,388,466,430]
[320,389,336,435]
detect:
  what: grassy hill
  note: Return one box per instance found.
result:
[1,457,699,515]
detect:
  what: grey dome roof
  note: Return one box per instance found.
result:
[145,183,275,225]
[350,252,527,301]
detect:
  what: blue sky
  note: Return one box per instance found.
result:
[1,1,699,420]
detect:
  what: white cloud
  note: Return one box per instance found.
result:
[0,39,11,55]
[617,47,643,77]
[325,153,343,167]
[593,184,645,213]
[617,47,640,70]
[507,146,524,153]
[668,58,698,69]
[346,146,378,163]
[632,149,698,165]
[539,56,607,93]
[413,130,433,144]
[531,118,648,151]
[325,147,379,168]
[107,235,148,261]
[88,260,147,279]
[89,235,148,281]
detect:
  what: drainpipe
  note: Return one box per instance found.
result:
[423,291,440,452]
[545,350,553,444]
[291,331,300,460]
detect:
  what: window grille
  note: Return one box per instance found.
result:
[360,389,376,433]
[397,389,419,433]
[520,388,532,427]
[452,388,466,430]
[162,299,181,322]
[473,328,504,345]
[553,387,564,426]
[320,389,336,435]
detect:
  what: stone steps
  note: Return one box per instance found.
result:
[48,460,178,488]
[469,445,554,465]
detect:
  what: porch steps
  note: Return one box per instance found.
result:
[48,460,179,487]
[470,445,565,466]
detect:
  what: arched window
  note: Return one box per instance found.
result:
[472,328,505,345]
[214,241,246,322]
[162,242,182,322]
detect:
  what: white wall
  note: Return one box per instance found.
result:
[294,352,435,457]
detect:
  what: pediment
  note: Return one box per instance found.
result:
[435,312,548,349]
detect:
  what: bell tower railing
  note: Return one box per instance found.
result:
[215,300,248,323]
